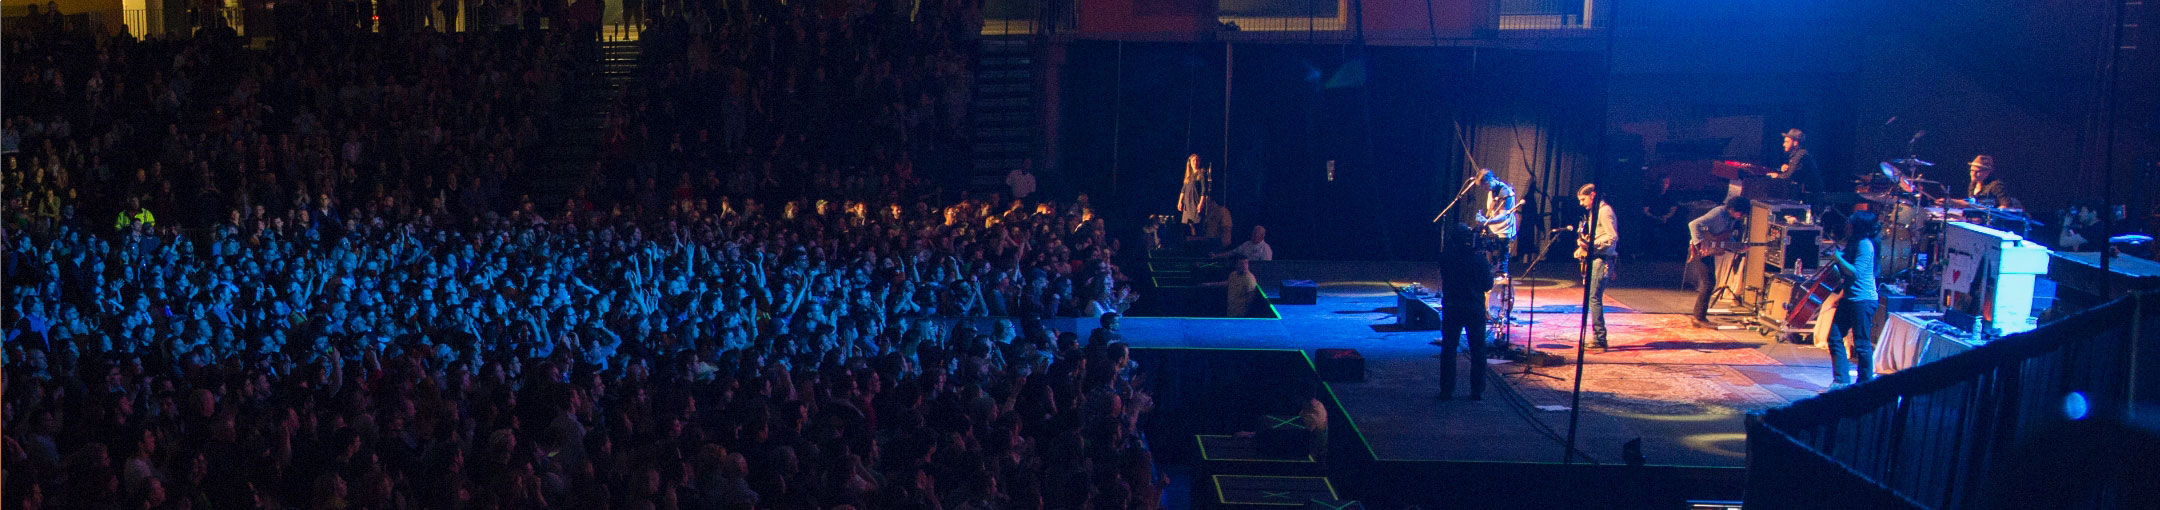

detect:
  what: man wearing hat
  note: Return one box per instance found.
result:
[1773,128,1822,197]
[1956,154,2019,209]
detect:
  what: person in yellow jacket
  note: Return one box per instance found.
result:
[114,197,155,230]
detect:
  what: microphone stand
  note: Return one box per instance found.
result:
[1898,132,1949,302]
[1505,228,1564,381]
[1433,175,1484,223]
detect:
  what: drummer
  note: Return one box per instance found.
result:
[1947,154,2020,209]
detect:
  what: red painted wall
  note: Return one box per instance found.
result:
[1358,0,1488,38]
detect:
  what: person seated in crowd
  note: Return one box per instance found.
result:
[1088,311,1125,346]
[1213,225,1273,261]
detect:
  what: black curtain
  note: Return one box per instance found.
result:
[1060,41,1603,261]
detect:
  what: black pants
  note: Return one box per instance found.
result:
[1688,256,1718,320]
[1440,312,1488,398]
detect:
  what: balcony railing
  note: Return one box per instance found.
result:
[977,0,1592,37]
[124,8,147,37]
[1498,0,1590,29]
[980,0,1078,35]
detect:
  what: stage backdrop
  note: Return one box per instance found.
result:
[1058,41,1604,261]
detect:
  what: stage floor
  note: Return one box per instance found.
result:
[1108,259,1834,468]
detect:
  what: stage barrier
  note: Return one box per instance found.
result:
[1745,293,2160,509]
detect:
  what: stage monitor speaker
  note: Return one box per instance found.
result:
[1279,280,1318,305]
[1398,302,1439,330]
[1315,348,1365,382]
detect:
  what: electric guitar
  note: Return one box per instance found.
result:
[1689,231,1774,261]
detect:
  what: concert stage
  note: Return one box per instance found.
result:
[1109,260,1836,469]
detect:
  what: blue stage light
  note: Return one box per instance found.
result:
[2063,391,2089,420]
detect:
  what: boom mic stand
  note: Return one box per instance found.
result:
[1505,228,1565,381]
[1433,174,1485,223]
[1892,132,1945,300]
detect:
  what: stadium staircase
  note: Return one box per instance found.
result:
[525,38,640,209]
[967,35,1046,192]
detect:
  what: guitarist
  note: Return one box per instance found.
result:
[1474,169,1520,247]
[1574,184,1619,350]
[1686,196,1753,328]
[1473,169,1520,274]
[1822,210,1881,388]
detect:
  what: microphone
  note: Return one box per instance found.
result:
[1909,130,1927,145]
[1884,116,1898,127]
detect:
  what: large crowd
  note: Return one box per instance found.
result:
[597,0,982,200]
[3,19,577,234]
[3,2,1163,509]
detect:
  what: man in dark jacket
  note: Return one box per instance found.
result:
[1776,128,1821,197]
[1438,222,1493,400]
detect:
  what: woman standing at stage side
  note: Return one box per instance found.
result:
[1824,210,1882,388]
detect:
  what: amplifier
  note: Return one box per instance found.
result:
[1746,200,1813,304]
[1763,273,1805,321]
[1765,222,1823,273]
[1315,348,1365,382]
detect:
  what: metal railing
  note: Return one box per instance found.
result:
[1497,0,1589,29]
[1746,292,2157,509]
[980,0,1078,35]
[124,8,147,37]
[976,0,1592,37]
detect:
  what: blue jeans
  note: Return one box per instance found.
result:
[1587,259,1610,346]
[1826,299,1878,384]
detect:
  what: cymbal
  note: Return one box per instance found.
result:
[1893,157,1935,166]
[1879,162,1899,176]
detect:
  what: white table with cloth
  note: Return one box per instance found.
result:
[1872,311,1982,375]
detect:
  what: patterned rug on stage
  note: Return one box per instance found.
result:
[1501,313,1784,366]
[1505,363,1799,415]
[1498,286,1637,314]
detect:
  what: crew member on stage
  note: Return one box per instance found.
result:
[1823,210,1881,387]
[1951,154,2020,209]
[1205,255,1262,317]
[1438,222,1492,400]
[1771,129,1821,197]
[1686,196,1752,329]
[1188,197,1236,249]
[1473,169,1519,268]
[1212,225,1273,261]
[1575,184,1618,349]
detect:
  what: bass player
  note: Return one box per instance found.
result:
[1821,210,1881,388]
[1686,196,1752,329]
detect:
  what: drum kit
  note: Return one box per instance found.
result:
[1857,155,2042,298]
